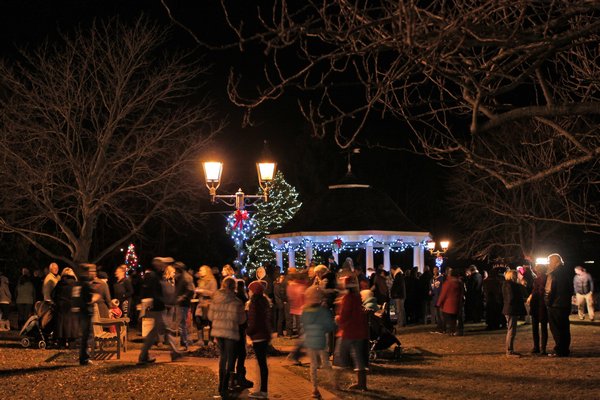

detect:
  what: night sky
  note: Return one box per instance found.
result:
[0,1,594,273]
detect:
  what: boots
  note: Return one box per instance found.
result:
[348,370,367,391]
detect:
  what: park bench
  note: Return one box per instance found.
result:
[91,304,129,360]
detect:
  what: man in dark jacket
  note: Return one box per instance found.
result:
[113,265,133,318]
[137,257,183,364]
[465,265,484,323]
[390,266,406,329]
[174,261,195,351]
[544,253,574,357]
[73,263,96,366]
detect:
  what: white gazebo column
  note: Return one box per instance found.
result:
[413,245,425,273]
[275,250,283,272]
[305,243,313,267]
[383,245,391,272]
[366,241,374,274]
[288,248,295,269]
[332,248,339,264]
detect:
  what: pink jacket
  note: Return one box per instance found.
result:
[286,281,307,316]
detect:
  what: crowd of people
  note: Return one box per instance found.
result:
[0,252,597,399]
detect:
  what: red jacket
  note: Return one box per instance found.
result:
[335,291,368,340]
[437,276,464,315]
[246,294,272,342]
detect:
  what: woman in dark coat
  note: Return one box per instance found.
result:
[527,264,549,355]
[502,269,527,356]
[52,268,80,348]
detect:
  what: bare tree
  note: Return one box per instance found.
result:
[0,18,224,266]
[447,118,600,259]
[198,2,600,186]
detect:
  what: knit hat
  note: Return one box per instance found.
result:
[248,280,266,296]
[304,285,322,306]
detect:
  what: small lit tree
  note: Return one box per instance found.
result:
[124,243,139,274]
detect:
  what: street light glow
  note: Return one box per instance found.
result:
[203,161,223,183]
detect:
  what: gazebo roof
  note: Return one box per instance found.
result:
[268,174,429,243]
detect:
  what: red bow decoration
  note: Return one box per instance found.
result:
[333,238,343,250]
[233,209,249,230]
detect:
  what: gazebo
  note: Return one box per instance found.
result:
[267,175,431,272]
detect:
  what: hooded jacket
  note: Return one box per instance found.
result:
[208,289,246,341]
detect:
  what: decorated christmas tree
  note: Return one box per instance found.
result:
[246,171,301,273]
[225,209,257,273]
[124,243,139,274]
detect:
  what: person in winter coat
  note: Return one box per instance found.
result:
[137,257,183,365]
[52,268,80,348]
[502,269,527,356]
[273,274,287,336]
[527,264,549,355]
[302,285,335,399]
[390,266,406,329]
[16,268,35,328]
[174,262,195,351]
[208,276,247,398]
[483,268,506,330]
[436,268,464,336]
[371,267,390,306]
[161,265,177,329]
[287,273,308,337]
[334,275,369,391]
[194,265,218,340]
[545,253,574,357]
[42,262,60,303]
[573,266,595,321]
[233,279,253,390]
[0,271,11,322]
[430,266,445,332]
[90,270,112,319]
[113,265,133,317]
[246,280,272,399]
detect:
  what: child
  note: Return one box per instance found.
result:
[301,285,335,399]
[246,280,272,399]
[109,299,123,334]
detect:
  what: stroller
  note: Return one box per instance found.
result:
[19,301,54,349]
[368,303,401,361]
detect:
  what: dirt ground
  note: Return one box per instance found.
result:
[286,317,600,400]
[1,317,598,399]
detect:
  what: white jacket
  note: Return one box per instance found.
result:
[208,289,246,341]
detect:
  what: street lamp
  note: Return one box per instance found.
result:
[427,240,450,256]
[427,240,450,270]
[202,145,276,210]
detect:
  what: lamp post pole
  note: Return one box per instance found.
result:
[202,144,276,271]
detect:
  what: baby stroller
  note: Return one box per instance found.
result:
[19,301,54,349]
[368,303,401,361]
